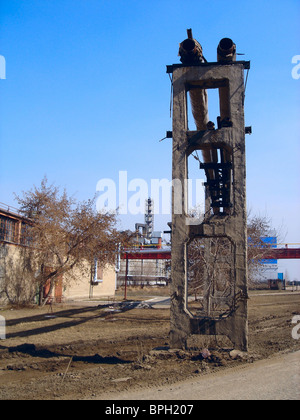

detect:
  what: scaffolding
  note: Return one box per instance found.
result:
[117,248,171,287]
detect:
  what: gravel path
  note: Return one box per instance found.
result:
[105,350,300,400]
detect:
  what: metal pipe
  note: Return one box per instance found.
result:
[217,38,235,213]
[179,30,219,213]
[217,38,236,126]
[217,38,236,62]
[178,28,204,65]
[178,30,209,131]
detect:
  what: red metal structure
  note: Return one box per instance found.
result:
[120,245,300,300]
[121,249,171,260]
[121,245,300,261]
[263,246,300,260]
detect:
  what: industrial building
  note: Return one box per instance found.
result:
[117,198,171,287]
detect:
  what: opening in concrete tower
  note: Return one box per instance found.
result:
[187,237,235,318]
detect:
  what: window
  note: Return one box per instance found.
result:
[92,259,104,284]
[20,222,33,246]
[96,261,104,281]
[0,216,18,243]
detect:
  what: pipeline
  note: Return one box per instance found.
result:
[178,31,237,215]
[179,29,209,132]
[179,30,218,212]
[218,37,236,127]
[217,38,236,214]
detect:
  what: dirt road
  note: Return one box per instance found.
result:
[107,350,300,400]
[0,290,299,400]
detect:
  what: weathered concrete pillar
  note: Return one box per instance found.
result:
[168,59,250,351]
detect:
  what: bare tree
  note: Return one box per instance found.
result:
[14,177,127,305]
[247,212,278,286]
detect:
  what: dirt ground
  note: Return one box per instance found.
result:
[0,289,299,400]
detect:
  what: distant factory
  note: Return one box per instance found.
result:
[116,198,171,287]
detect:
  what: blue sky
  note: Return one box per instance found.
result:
[0,0,299,279]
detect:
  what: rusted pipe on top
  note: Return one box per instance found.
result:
[178,29,208,130]
[178,28,204,65]
[217,38,236,62]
